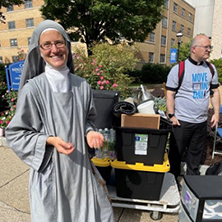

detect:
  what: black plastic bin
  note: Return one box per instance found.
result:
[91,157,112,184]
[111,153,170,201]
[115,127,171,166]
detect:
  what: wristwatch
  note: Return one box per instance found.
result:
[168,113,175,119]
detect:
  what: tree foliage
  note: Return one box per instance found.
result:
[210,59,222,83]
[41,0,164,51]
[0,0,24,23]
[172,39,192,62]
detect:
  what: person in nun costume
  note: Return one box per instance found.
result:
[5,20,114,222]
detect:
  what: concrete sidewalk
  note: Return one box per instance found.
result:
[0,136,179,222]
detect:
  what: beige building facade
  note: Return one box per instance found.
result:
[136,0,195,67]
[0,0,194,66]
[185,0,222,60]
[0,0,44,63]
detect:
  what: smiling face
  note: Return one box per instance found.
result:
[39,30,68,68]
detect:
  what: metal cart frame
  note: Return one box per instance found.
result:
[108,172,180,220]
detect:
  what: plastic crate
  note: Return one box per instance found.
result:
[115,127,170,166]
[91,157,112,184]
[111,153,170,201]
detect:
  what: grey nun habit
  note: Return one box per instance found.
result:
[5,20,114,222]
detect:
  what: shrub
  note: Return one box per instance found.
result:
[0,107,16,128]
[210,59,222,83]
[0,90,18,128]
[0,64,8,112]
[73,43,139,99]
[140,63,171,84]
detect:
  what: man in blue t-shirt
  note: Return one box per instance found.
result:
[166,34,220,187]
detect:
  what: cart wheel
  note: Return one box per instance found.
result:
[150,211,162,220]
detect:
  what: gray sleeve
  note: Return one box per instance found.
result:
[166,64,180,91]
[5,85,51,172]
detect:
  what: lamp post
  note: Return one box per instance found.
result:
[176,32,183,62]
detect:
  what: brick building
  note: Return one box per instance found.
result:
[136,0,195,67]
[0,0,195,66]
[0,0,44,63]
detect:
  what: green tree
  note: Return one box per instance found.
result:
[177,41,192,61]
[210,59,222,83]
[0,0,24,23]
[41,0,164,53]
[173,39,192,62]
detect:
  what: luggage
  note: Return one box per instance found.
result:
[205,161,222,176]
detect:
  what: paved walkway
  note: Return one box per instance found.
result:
[0,136,180,222]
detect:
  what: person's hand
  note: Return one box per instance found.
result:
[170,116,180,126]
[86,131,104,149]
[46,136,75,155]
[211,114,219,128]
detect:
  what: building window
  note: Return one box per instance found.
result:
[0,56,3,63]
[182,8,185,17]
[189,13,193,21]
[25,0,33,8]
[171,38,175,47]
[172,21,176,31]
[8,21,15,29]
[161,35,166,45]
[181,25,184,33]
[148,52,154,63]
[149,32,155,42]
[28,37,31,45]
[162,17,168,28]
[187,28,191,36]
[12,56,19,62]
[173,3,178,13]
[26,18,34,27]
[7,5,14,12]
[10,39,17,47]
[160,54,165,63]
[164,0,169,8]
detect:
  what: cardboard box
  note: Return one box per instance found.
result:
[121,113,160,129]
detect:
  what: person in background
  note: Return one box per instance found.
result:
[5,20,114,222]
[166,34,220,188]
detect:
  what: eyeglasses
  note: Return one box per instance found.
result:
[195,45,213,50]
[39,40,66,50]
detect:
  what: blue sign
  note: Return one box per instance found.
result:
[6,60,24,91]
[170,48,178,63]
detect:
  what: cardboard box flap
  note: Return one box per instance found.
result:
[121,113,160,129]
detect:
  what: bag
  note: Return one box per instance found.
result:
[177,60,215,91]
[112,101,137,118]
[93,90,120,129]
[205,161,222,176]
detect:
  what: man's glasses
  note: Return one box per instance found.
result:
[195,45,213,50]
[39,40,66,50]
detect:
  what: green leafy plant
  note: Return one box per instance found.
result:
[17,48,27,61]
[2,90,18,108]
[0,106,16,128]
[0,64,8,112]
[73,43,138,98]
[0,90,17,128]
